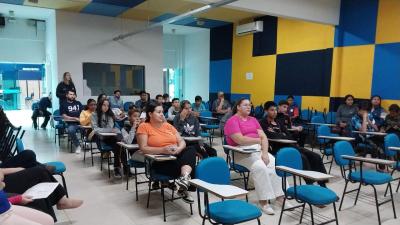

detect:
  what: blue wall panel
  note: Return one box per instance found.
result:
[371,43,400,100]
[334,0,379,47]
[209,59,232,94]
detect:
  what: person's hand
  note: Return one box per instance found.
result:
[394,125,399,130]
[21,195,33,205]
[112,128,119,133]
[163,145,178,154]
[297,126,303,132]
[362,111,368,119]
[339,122,347,128]
[261,153,270,166]
[180,108,188,120]
[75,117,80,122]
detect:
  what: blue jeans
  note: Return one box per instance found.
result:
[67,123,80,148]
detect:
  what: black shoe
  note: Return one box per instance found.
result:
[177,189,194,204]
[41,126,47,130]
[114,168,122,178]
[152,181,160,190]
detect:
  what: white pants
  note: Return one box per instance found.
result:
[234,145,286,201]
[0,205,54,225]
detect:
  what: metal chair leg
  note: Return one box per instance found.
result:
[299,203,306,224]
[333,202,339,225]
[309,204,315,225]
[278,197,286,225]
[388,182,397,219]
[161,187,166,222]
[135,167,139,201]
[146,181,151,208]
[339,180,348,210]
[60,173,69,198]
[353,182,362,206]
[372,185,382,225]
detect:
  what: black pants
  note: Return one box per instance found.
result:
[32,109,51,128]
[187,142,217,159]
[0,150,42,169]
[151,145,197,179]
[3,166,67,221]
[271,143,327,187]
[292,130,307,147]
[95,134,126,169]
[355,135,385,158]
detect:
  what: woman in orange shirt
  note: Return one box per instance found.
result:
[137,103,196,204]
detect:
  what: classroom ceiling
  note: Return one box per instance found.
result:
[0,0,261,28]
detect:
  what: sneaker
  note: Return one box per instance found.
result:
[177,189,194,204]
[75,146,81,154]
[176,175,190,191]
[260,204,275,215]
[114,168,122,178]
[152,181,160,190]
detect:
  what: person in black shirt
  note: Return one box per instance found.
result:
[60,90,83,154]
[276,100,307,147]
[56,72,76,105]
[260,101,327,187]
[162,93,172,114]
[31,95,52,130]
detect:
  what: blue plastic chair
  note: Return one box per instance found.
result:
[384,134,400,193]
[254,105,264,120]
[199,111,219,146]
[326,112,337,124]
[52,109,66,146]
[195,157,262,225]
[222,138,251,194]
[16,138,69,197]
[123,101,134,111]
[301,109,311,122]
[275,147,339,225]
[333,141,396,225]
[317,125,339,173]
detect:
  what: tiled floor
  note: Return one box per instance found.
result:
[6,110,400,225]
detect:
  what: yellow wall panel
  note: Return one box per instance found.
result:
[376,0,400,44]
[231,29,276,105]
[276,18,334,54]
[330,45,375,99]
[382,100,400,110]
[301,96,330,112]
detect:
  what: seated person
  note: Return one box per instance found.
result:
[381,104,400,137]
[173,100,216,158]
[121,108,144,163]
[260,101,327,187]
[137,103,197,204]
[224,98,290,215]
[212,91,231,119]
[1,170,54,225]
[336,94,358,135]
[80,99,96,126]
[351,101,384,158]
[162,93,172,114]
[91,99,126,178]
[277,100,306,147]
[286,95,300,123]
[31,95,52,130]
[370,95,386,129]
[135,91,148,111]
[97,93,107,103]
[192,95,206,116]
[155,94,164,105]
[167,98,180,122]
[60,90,83,154]
[109,90,126,122]
[2,166,82,221]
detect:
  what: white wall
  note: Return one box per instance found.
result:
[56,11,163,105]
[193,0,341,25]
[183,30,210,102]
[0,18,45,63]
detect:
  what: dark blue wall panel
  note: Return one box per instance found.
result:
[210,24,233,61]
[253,15,277,56]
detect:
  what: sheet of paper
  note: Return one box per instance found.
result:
[23,182,59,200]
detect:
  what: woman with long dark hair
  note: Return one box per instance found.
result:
[370,95,386,128]
[137,102,197,204]
[56,72,76,105]
[91,99,126,178]
[336,94,359,135]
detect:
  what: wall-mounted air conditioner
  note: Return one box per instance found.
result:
[236,21,263,36]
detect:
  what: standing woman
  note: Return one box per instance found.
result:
[91,98,126,178]
[56,72,76,105]
[224,98,290,215]
[370,95,386,128]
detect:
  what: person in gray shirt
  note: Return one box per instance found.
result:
[336,94,359,134]
[109,90,124,110]
[212,91,231,119]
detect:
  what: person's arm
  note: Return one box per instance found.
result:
[229,133,261,146]
[122,127,136,144]
[62,113,79,122]
[172,132,186,155]
[79,111,89,125]
[336,105,343,123]
[137,133,170,155]
[56,83,63,98]
[167,107,175,121]
[359,114,368,132]
[257,129,270,164]
[194,116,200,136]
[0,167,25,175]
